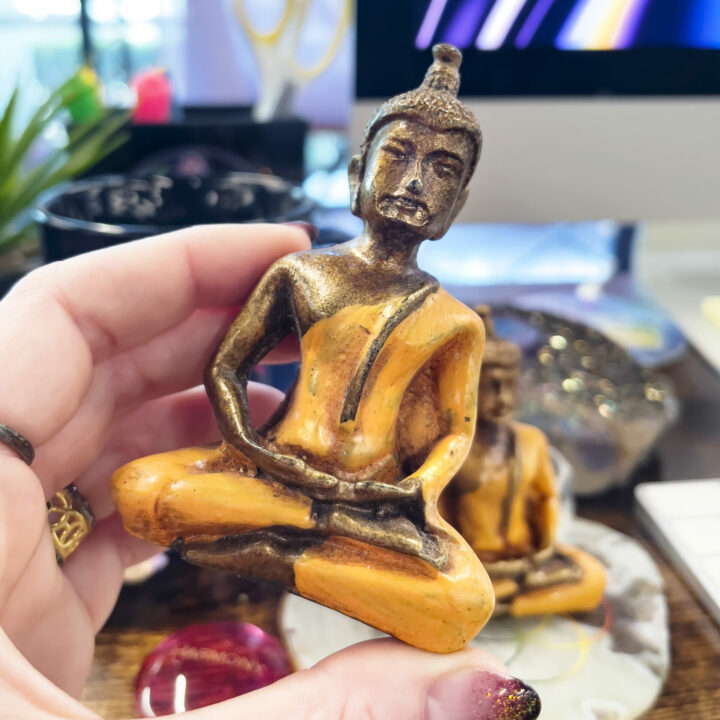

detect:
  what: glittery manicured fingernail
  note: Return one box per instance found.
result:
[425,669,541,720]
[283,221,319,242]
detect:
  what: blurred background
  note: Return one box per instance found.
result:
[2,2,719,717]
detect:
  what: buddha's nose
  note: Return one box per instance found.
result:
[406,177,423,195]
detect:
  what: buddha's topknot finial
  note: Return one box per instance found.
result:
[422,43,462,96]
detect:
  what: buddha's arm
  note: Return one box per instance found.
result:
[530,433,560,548]
[413,324,484,506]
[205,262,340,496]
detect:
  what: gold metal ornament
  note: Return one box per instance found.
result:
[48,485,95,565]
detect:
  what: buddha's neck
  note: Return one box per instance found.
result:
[476,418,513,447]
[356,228,422,271]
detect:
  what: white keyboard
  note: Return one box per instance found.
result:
[635,479,720,627]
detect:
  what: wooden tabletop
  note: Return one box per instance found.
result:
[82,350,720,719]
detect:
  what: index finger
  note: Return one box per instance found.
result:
[12,223,311,361]
[0,223,310,445]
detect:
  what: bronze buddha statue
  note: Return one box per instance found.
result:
[112,45,495,652]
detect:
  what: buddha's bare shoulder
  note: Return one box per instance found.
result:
[264,243,368,281]
[432,289,485,335]
[275,242,440,297]
[514,422,550,451]
[279,242,377,271]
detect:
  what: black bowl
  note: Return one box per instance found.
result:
[36,172,315,261]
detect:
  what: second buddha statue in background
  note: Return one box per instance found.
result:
[442,307,606,617]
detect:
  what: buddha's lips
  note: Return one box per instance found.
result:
[488,404,512,419]
[380,194,429,224]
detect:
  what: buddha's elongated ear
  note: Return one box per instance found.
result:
[452,186,470,221]
[431,186,469,240]
[348,154,362,215]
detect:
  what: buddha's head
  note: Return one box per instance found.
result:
[349,44,481,242]
[475,306,521,423]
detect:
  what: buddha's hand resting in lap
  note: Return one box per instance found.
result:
[268,460,423,505]
[353,475,423,503]
[256,451,342,497]
[254,445,423,505]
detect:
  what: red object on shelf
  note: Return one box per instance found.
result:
[134,621,293,716]
[131,68,172,124]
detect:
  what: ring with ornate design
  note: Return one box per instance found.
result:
[47,484,95,565]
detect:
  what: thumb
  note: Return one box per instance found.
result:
[171,638,541,720]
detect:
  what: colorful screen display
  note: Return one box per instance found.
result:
[357,0,720,96]
[415,0,720,51]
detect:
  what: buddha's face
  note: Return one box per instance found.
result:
[478,364,517,423]
[350,118,473,240]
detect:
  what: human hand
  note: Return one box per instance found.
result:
[0,223,539,719]
[0,223,307,700]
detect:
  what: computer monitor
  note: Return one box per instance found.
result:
[351,1,720,222]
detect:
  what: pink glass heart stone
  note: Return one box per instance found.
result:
[135,621,293,716]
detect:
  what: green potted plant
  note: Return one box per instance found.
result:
[0,68,128,294]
